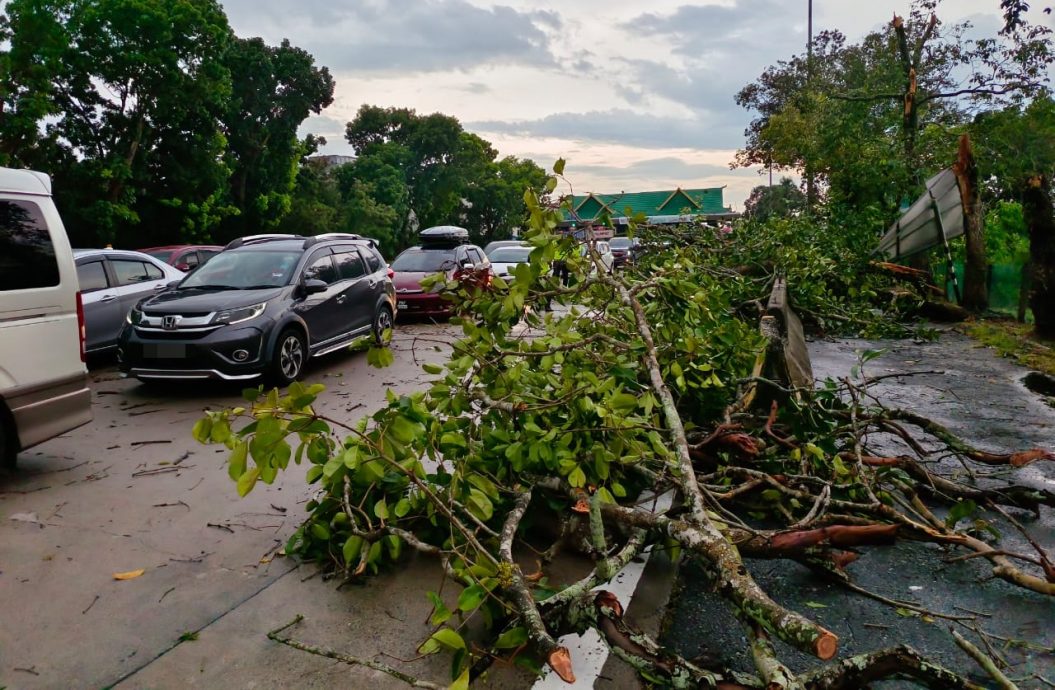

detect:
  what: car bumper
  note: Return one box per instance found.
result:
[118,323,269,381]
[395,292,452,317]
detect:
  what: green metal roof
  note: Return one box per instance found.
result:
[563,187,732,222]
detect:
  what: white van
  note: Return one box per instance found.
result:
[0,167,92,467]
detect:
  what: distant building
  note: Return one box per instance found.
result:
[560,187,739,233]
[308,154,355,169]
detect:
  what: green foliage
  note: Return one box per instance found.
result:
[0,0,331,248]
[193,168,931,678]
[743,178,807,221]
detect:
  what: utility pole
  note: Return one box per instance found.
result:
[805,0,816,211]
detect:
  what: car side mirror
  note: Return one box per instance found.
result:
[302,278,328,295]
[166,280,181,289]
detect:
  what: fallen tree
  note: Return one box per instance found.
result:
[195,165,1054,689]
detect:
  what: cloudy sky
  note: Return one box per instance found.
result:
[220,0,1033,209]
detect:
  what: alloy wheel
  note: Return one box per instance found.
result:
[279,334,304,380]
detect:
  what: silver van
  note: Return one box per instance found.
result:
[0,167,92,467]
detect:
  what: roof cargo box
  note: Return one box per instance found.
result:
[420,225,469,247]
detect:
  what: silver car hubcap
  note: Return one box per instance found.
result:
[376,309,392,340]
[280,336,303,379]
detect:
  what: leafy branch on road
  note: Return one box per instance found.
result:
[194,164,1053,688]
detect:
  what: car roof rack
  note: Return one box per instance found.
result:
[420,225,469,247]
[225,234,304,250]
[302,233,378,250]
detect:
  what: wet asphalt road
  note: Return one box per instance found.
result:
[665,330,1055,688]
[3,323,1053,688]
[0,322,460,690]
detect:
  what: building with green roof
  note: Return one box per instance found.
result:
[560,187,738,231]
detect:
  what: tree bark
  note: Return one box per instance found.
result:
[1023,175,1055,338]
[953,134,988,312]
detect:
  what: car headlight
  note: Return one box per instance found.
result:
[212,302,266,326]
[126,307,143,325]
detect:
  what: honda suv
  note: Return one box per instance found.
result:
[118,234,395,385]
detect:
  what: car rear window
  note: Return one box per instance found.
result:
[489,247,532,263]
[0,199,60,292]
[391,248,457,272]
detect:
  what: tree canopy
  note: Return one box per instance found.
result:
[0,0,332,247]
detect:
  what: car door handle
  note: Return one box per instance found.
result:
[336,295,347,304]
[99,294,117,303]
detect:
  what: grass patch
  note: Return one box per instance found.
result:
[964,319,1055,376]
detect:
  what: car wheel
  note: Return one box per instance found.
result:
[373,304,394,347]
[271,329,306,386]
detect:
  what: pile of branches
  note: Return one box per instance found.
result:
[195,169,1054,689]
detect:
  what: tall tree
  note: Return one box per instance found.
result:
[219,37,334,241]
[0,0,235,246]
[743,178,808,221]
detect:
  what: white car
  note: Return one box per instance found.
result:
[488,245,534,276]
[0,167,92,467]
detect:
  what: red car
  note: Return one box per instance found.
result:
[139,245,223,272]
[391,227,490,318]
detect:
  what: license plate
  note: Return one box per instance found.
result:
[397,300,408,310]
[144,343,186,358]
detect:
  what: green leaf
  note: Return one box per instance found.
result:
[430,628,466,650]
[423,363,443,375]
[467,473,499,500]
[192,417,213,444]
[228,441,248,481]
[553,158,566,175]
[306,465,323,483]
[389,415,423,444]
[466,488,493,522]
[457,584,487,612]
[568,466,586,488]
[394,497,412,518]
[449,668,469,690]
[343,536,363,565]
[242,387,262,402]
[945,499,978,529]
[804,601,827,608]
[367,346,395,368]
[493,626,529,649]
[609,393,638,413]
[427,591,452,625]
[236,466,260,497]
[374,498,389,520]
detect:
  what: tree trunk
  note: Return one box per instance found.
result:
[954,135,988,312]
[1017,260,1031,323]
[1023,175,1055,339]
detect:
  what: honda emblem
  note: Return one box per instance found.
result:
[161,315,181,330]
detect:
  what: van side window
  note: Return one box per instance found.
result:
[0,199,60,291]
[77,261,109,292]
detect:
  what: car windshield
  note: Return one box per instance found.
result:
[391,248,457,272]
[179,250,300,289]
[488,247,532,263]
[609,237,633,248]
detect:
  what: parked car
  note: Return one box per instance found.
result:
[488,245,533,276]
[140,244,223,272]
[392,226,491,318]
[608,236,641,268]
[118,233,395,385]
[0,167,92,467]
[483,239,526,257]
[581,240,614,274]
[76,249,185,354]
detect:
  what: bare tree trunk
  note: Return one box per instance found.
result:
[1017,261,1031,323]
[954,135,988,312]
[1024,175,1055,338]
